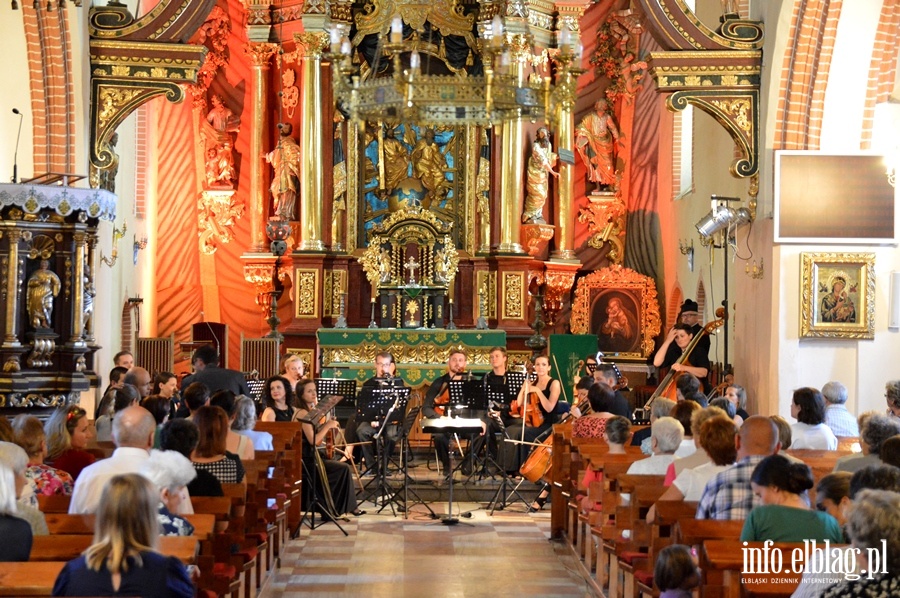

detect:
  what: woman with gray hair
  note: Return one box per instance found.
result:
[834,414,900,473]
[627,417,683,475]
[139,450,197,536]
[820,489,900,596]
[0,461,31,561]
[232,395,273,451]
[0,441,48,536]
[886,380,900,420]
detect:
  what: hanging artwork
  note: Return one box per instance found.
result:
[800,252,875,339]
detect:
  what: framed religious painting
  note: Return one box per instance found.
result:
[800,252,875,339]
[570,265,661,360]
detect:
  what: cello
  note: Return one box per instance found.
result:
[639,308,726,418]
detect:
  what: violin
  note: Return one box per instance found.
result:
[509,363,545,428]
[433,370,468,416]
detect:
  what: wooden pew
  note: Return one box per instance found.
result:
[0,562,65,596]
[701,540,818,598]
[675,520,745,598]
[36,494,70,514]
[44,513,215,542]
[30,535,198,565]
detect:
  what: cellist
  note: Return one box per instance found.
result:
[652,322,711,391]
[422,349,470,480]
[500,354,561,476]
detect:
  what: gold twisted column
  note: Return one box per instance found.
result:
[3,230,22,347]
[497,35,531,254]
[84,234,98,344]
[295,32,328,252]
[69,232,87,344]
[244,42,278,252]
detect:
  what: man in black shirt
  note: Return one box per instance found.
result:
[596,364,633,420]
[472,347,512,465]
[423,349,469,478]
[356,352,404,473]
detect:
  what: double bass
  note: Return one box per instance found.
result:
[640,309,726,417]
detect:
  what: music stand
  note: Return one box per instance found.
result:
[315,378,358,408]
[357,385,410,513]
[296,395,348,535]
[505,371,526,398]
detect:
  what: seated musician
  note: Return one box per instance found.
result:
[653,323,710,393]
[500,354,561,475]
[356,352,403,474]
[471,347,512,465]
[292,379,364,517]
[595,364,632,419]
[422,349,470,480]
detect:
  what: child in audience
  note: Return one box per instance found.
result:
[654,544,700,598]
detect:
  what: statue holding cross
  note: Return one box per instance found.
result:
[404,255,420,285]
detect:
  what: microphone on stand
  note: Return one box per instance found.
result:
[11,108,23,184]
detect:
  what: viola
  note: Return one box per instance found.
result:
[433,371,467,417]
[510,364,545,428]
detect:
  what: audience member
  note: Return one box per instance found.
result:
[113,351,134,370]
[0,418,13,443]
[151,372,178,399]
[820,489,900,597]
[98,366,128,413]
[881,435,900,468]
[11,414,74,498]
[724,384,750,423]
[96,384,140,442]
[670,400,700,457]
[812,471,852,530]
[44,405,96,481]
[0,461,31,561]
[632,398,675,454]
[232,396,273,451]
[572,383,615,438]
[124,367,153,399]
[260,375,296,422]
[661,416,738,503]
[627,417,683,475]
[181,382,210,420]
[709,397,736,420]
[821,380,859,436]
[740,455,843,542]
[209,390,255,460]
[52,474,194,598]
[190,406,244,485]
[578,415,631,513]
[159,418,222,498]
[653,544,700,598]
[834,413,900,473]
[0,442,48,536]
[141,395,171,449]
[675,373,701,402]
[696,415,780,520]
[181,345,250,396]
[665,406,728,484]
[69,406,156,514]
[885,380,900,420]
[790,387,837,450]
[140,450,197,536]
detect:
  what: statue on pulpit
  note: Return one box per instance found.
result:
[411,128,449,208]
[575,99,621,188]
[266,123,302,220]
[523,127,559,224]
[27,260,61,329]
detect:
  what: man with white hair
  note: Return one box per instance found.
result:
[140,450,197,536]
[821,381,859,437]
[69,405,156,514]
[626,417,683,475]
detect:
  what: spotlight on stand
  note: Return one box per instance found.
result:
[695,195,751,239]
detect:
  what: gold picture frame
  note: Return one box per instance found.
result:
[800,252,875,339]
[570,265,661,359]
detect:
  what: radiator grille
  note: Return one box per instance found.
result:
[135,335,175,376]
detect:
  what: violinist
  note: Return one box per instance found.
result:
[356,352,403,474]
[653,323,710,391]
[423,349,469,479]
[471,347,510,465]
[500,354,561,475]
[291,379,364,518]
[595,364,633,420]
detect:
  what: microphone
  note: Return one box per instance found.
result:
[198,310,219,360]
[11,108,23,184]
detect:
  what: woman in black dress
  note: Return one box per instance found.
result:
[292,379,363,518]
[260,375,296,422]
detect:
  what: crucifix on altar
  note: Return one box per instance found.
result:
[404,254,420,285]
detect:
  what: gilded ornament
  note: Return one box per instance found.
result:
[503,272,523,320]
[295,270,318,317]
[198,190,245,254]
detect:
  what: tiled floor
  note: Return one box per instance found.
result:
[261,503,592,597]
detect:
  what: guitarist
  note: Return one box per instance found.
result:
[653,323,711,392]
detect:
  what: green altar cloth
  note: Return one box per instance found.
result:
[317,328,506,387]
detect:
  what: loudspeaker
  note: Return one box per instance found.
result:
[890,271,900,330]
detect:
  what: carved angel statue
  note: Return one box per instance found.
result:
[27,260,61,329]
[411,128,449,208]
[433,247,451,284]
[378,247,392,284]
